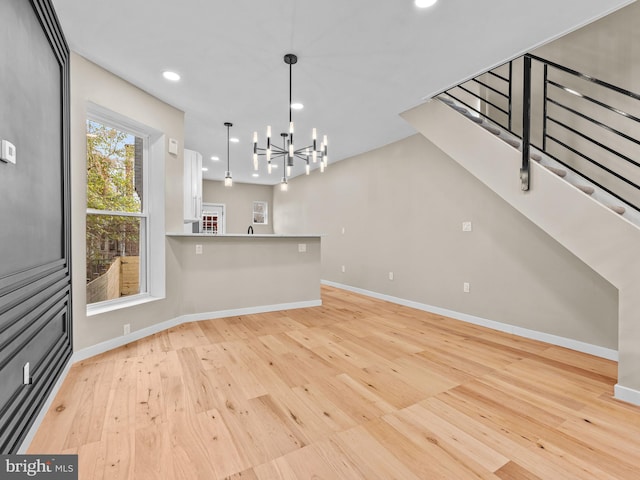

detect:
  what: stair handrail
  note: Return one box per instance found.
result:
[441,52,640,210]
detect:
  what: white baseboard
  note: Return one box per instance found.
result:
[176,300,322,324]
[19,298,321,452]
[614,384,640,407]
[73,299,321,363]
[322,280,618,361]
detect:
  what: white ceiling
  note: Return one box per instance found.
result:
[52,0,633,185]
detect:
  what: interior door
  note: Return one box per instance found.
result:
[201,203,225,234]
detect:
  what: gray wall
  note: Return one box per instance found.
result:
[203,180,274,234]
[534,1,640,92]
[0,0,62,276]
[274,134,618,350]
[70,54,185,351]
[0,0,72,453]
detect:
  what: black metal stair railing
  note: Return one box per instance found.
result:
[530,53,640,210]
[440,54,640,211]
[444,60,514,132]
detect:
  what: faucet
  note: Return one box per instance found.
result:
[247,225,254,234]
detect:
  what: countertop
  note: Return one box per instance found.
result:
[166,233,322,238]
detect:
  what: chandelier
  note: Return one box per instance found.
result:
[252,53,328,191]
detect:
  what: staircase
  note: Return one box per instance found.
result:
[438,94,640,223]
[401,55,640,406]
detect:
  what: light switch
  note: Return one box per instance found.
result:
[195,244,203,255]
[462,221,472,232]
[23,362,32,385]
[168,138,178,155]
[298,243,307,253]
[1,140,16,164]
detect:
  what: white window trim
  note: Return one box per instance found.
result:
[86,102,165,316]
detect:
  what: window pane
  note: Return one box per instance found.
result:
[253,201,268,224]
[86,120,144,213]
[86,214,142,304]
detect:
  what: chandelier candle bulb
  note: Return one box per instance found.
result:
[306,161,310,175]
[268,162,272,174]
[312,128,317,140]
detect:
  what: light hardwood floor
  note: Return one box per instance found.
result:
[29,286,640,479]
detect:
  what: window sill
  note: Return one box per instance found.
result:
[86,293,163,317]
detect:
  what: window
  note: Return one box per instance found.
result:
[86,119,147,305]
[253,201,268,225]
[85,104,166,314]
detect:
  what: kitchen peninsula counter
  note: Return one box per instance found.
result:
[167,233,322,318]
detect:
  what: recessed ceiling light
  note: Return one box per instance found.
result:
[415,0,437,8]
[291,103,304,110]
[210,156,219,161]
[252,173,259,178]
[202,167,209,172]
[230,137,239,143]
[162,70,181,81]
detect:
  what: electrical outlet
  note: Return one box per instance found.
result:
[124,323,131,335]
[463,282,470,293]
[341,265,346,273]
[195,244,203,255]
[1,140,17,164]
[298,243,307,253]
[388,272,394,281]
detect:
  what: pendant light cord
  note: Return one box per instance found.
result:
[289,61,293,124]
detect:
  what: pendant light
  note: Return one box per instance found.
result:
[224,122,233,187]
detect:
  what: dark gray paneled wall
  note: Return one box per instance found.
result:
[0,0,72,453]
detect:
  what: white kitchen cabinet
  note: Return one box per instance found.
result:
[183,148,202,225]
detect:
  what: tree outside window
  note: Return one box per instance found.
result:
[86,120,145,304]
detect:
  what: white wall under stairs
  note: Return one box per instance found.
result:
[402,99,640,406]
